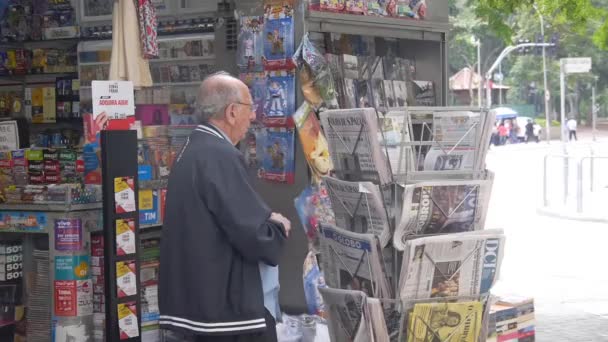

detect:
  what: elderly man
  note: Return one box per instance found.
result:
[159,72,291,342]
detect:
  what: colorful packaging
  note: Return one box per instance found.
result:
[139,189,159,226]
[256,127,295,184]
[292,103,333,182]
[237,16,265,72]
[346,0,367,14]
[263,70,296,127]
[262,15,295,70]
[239,72,267,122]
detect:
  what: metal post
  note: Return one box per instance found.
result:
[498,63,503,105]
[577,159,584,213]
[477,41,482,108]
[592,84,597,142]
[590,149,595,192]
[539,10,551,144]
[543,155,549,206]
[560,61,567,143]
[564,155,569,204]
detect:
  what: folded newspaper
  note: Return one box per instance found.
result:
[404,301,484,342]
[393,179,493,251]
[319,223,393,299]
[320,108,392,185]
[422,111,481,172]
[319,287,373,342]
[323,176,392,247]
[397,230,505,300]
[385,107,495,179]
[367,298,402,342]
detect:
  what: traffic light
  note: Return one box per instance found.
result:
[535,34,544,55]
[516,39,531,55]
[548,33,559,57]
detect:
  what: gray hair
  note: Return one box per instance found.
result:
[196,71,242,123]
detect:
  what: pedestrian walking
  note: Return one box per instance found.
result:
[159,72,290,342]
[525,119,534,143]
[533,121,542,143]
[498,122,508,145]
[567,117,578,141]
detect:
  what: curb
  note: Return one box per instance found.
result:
[536,207,608,223]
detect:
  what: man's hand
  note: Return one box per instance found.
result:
[270,212,291,237]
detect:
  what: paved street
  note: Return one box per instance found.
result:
[485,127,608,341]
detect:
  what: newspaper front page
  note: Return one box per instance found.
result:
[397,230,505,300]
[323,176,392,247]
[320,108,392,185]
[319,223,392,299]
[393,179,493,251]
[422,111,481,172]
[404,301,484,342]
[319,287,373,342]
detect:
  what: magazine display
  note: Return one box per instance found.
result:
[320,108,392,185]
[393,179,493,250]
[397,230,505,300]
[319,287,373,342]
[319,223,392,299]
[404,301,484,342]
[323,176,392,247]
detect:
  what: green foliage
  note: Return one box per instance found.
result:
[536,118,561,127]
[473,0,608,50]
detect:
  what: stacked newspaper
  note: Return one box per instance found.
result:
[323,176,392,247]
[320,108,392,185]
[401,300,484,342]
[319,223,392,299]
[367,298,402,342]
[393,178,493,250]
[397,230,505,301]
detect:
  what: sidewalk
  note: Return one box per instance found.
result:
[486,129,608,340]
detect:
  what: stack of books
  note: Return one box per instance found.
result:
[488,296,535,342]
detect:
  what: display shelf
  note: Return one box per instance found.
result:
[0,72,78,86]
[0,202,102,212]
[140,223,162,230]
[0,229,49,234]
[79,56,215,67]
[305,10,449,41]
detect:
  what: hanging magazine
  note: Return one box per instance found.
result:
[393,179,493,250]
[293,103,334,181]
[319,223,392,298]
[320,108,392,185]
[319,287,373,342]
[294,183,336,252]
[323,176,392,247]
[397,230,505,300]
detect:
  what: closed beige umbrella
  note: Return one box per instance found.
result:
[109,0,153,88]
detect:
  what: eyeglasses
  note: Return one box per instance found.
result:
[233,101,256,112]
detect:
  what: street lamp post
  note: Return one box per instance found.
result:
[471,36,482,108]
[534,5,552,143]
